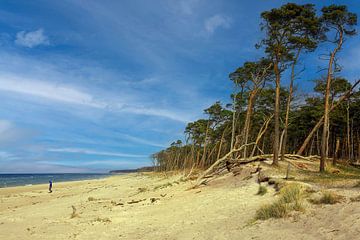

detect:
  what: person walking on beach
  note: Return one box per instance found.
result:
[49,180,53,193]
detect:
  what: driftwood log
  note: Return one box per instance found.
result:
[193,152,320,188]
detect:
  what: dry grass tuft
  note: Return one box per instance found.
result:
[88,196,96,201]
[310,191,344,205]
[255,201,287,220]
[255,183,305,220]
[279,184,302,203]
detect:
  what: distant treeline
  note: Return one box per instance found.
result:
[109,166,156,174]
[151,3,359,173]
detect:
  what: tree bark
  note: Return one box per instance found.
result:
[281,49,301,161]
[320,31,343,172]
[242,91,257,159]
[273,60,281,166]
[333,138,340,166]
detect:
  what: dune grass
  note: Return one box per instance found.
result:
[255,183,304,220]
[310,191,344,205]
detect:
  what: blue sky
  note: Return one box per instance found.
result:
[0,0,359,173]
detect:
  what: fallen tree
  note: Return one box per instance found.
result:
[193,152,320,188]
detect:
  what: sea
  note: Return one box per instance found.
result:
[0,173,111,188]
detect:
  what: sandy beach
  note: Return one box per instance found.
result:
[1,171,360,240]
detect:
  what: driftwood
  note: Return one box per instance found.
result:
[127,199,146,204]
[250,114,273,157]
[193,153,320,188]
[193,142,257,187]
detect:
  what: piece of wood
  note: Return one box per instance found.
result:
[193,142,257,187]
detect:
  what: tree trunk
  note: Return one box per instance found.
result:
[281,49,300,161]
[347,99,351,160]
[320,31,343,172]
[242,91,257,159]
[230,89,237,152]
[333,138,340,166]
[273,60,281,166]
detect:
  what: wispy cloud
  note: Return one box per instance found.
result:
[0,119,34,145]
[0,75,105,108]
[0,151,18,161]
[119,133,167,148]
[47,148,147,158]
[0,74,191,122]
[15,28,49,48]
[178,0,200,15]
[204,14,231,34]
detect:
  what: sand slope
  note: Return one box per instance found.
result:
[0,173,359,240]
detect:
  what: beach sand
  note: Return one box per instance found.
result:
[1,172,360,240]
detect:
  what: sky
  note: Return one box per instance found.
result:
[0,0,360,173]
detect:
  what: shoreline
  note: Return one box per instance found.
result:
[0,173,113,189]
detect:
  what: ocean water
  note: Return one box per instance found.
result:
[0,173,111,188]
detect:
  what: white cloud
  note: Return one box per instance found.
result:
[15,28,49,48]
[204,14,231,34]
[0,75,105,108]
[0,74,190,122]
[47,148,147,158]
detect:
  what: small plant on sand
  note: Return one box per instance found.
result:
[257,185,267,196]
[88,196,96,201]
[255,183,305,220]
